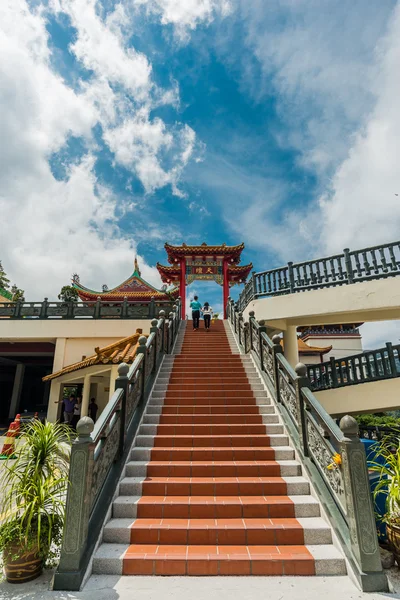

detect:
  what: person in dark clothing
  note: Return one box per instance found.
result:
[89,398,98,423]
[190,295,202,330]
[202,302,213,330]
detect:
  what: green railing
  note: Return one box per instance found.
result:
[308,343,400,391]
[0,297,175,319]
[227,298,387,592]
[53,301,181,590]
[238,240,400,311]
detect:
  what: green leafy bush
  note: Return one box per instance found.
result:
[0,420,71,567]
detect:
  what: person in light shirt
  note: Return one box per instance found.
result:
[202,302,213,331]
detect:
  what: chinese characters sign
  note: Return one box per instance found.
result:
[186,260,223,285]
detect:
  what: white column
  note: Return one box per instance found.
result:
[108,366,118,400]
[283,325,299,368]
[46,337,67,422]
[81,374,92,418]
[48,382,63,423]
[8,363,25,419]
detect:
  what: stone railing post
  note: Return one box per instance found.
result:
[271,334,283,397]
[13,299,22,319]
[343,248,354,283]
[385,342,398,376]
[121,296,128,319]
[288,262,295,293]
[248,311,256,351]
[229,298,235,324]
[158,310,166,351]
[243,322,250,353]
[115,363,129,457]
[169,312,174,351]
[150,319,158,371]
[329,356,338,387]
[294,363,310,455]
[251,271,257,298]
[238,312,244,347]
[258,320,267,371]
[40,297,49,319]
[94,296,101,319]
[149,296,156,319]
[135,336,147,402]
[339,415,382,575]
[66,300,74,319]
[55,417,95,587]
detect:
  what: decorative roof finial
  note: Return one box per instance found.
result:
[134,256,141,277]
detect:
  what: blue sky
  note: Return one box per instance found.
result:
[1,0,400,346]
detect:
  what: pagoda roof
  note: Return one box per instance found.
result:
[156,262,253,284]
[280,337,332,356]
[164,242,245,264]
[43,330,146,381]
[0,287,13,302]
[73,258,172,302]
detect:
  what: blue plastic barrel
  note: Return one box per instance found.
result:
[361,438,387,541]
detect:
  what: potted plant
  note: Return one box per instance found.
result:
[369,431,400,563]
[0,420,71,583]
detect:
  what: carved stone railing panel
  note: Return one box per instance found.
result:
[304,411,346,515]
[90,412,121,511]
[278,370,298,426]
[250,319,260,357]
[261,336,274,387]
[146,342,155,380]
[127,370,142,424]
[0,299,177,320]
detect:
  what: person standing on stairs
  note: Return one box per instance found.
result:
[202,301,213,331]
[190,295,202,330]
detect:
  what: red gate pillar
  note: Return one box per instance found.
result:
[223,259,229,319]
[180,260,186,319]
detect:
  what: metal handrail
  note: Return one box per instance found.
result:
[237,239,400,311]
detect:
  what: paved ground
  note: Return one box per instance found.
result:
[1,571,400,600]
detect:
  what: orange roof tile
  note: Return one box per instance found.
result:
[42,330,146,381]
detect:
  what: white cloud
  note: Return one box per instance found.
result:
[317,4,400,254]
[133,0,232,41]
[361,321,400,351]
[0,0,198,300]
[216,1,399,263]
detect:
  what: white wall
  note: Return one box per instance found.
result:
[245,277,400,328]
[305,335,363,362]
[0,319,151,342]
[315,378,400,415]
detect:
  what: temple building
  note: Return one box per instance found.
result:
[297,323,363,364]
[43,331,145,422]
[72,258,177,303]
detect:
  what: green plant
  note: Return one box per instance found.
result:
[58,285,79,302]
[369,431,400,525]
[0,420,71,568]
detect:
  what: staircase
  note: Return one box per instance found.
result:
[93,320,346,577]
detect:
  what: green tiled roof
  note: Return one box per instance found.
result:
[0,286,13,300]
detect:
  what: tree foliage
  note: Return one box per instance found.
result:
[0,260,24,300]
[58,285,79,302]
[0,261,10,290]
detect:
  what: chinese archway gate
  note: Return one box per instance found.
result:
[157,243,252,319]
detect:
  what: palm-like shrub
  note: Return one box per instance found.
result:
[369,433,400,525]
[0,420,71,569]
